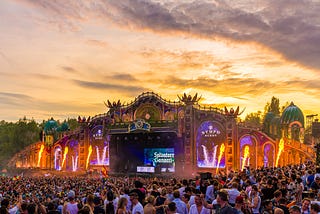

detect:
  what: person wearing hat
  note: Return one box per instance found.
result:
[234,196,244,214]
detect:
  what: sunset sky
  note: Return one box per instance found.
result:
[0,0,320,122]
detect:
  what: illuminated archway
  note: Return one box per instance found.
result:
[66,140,79,171]
[239,135,257,170]
[54,146,62,170]
[263,142,275,167]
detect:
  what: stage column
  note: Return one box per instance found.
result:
[183,104,194,174]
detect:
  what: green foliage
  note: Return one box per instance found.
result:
[265,96,280,115]
[0,117,79,169]
[0,118,41,169]
[66,118,80,130]
[244,111,262,128]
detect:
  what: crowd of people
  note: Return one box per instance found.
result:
[1,161,320,214]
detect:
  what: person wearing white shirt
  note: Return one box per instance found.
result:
[189,195,210,214]
[130,192,144,214]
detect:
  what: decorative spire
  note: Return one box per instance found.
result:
[177,93,201,105]
[104,99,122,109]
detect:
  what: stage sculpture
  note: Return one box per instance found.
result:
[10,92,315,175]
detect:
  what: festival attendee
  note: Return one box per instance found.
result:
[172,190,188,214]
[47,202,60,214]
[205,180,214,204]
[249,185,261,214]
[288,205,301,214]
[165,202,178,214]
[105,191,116,214]
[310,177,320,192]
[143,195,156,214]
[233,196,244,214]
[0,199,10,214]
[239,191,251,214]
[272,190,283,207]
[262,199,273,214]
[188,194,210,214]
[119,187,131,212]
[301,198,311,214]
[181,193,190,212]
[154,188,167,214]
[295,177,304,205]
[310,203,320,214]
[276,198,289,214]
[228,182,240,207]
[274,207,284,214]
[166,186,174,202]
[261,179,275,201]
[215,190,235,214]
[116,197,129,214]
[93,197,104,214]
[130,192,144,214]
[63,190,78,214]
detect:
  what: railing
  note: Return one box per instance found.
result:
[193,105,224,114]
[107,120,178,129]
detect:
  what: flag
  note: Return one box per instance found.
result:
[101,165,108,178]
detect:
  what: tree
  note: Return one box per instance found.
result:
[244,111,262,128]
[265,96,280,115]
[0,118,40,169]
[67,118,80,131]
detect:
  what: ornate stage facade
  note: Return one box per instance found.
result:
[10,92,315,175]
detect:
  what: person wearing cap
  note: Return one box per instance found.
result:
[311,177,320,192]
[234,196,244,214]
[63,191,78,214]
[129,192,144,214]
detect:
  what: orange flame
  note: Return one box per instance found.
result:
[216,144,225,174]
[61,147,69,168]
[86,145,92,170]
[37,144,44,167]
[241,146,250,171]
[275,138,284,167]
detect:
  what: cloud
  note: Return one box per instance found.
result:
[157,75,320,99]
[101,0,320,69]
[0,92,34,107]
[13,0,320,70]
[110,74,137,81]
[73,79,146,95]
[85,39,108,48]
[61,66,78,74]
[139,49,242,80]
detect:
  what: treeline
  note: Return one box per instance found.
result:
[0,117,79,170]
